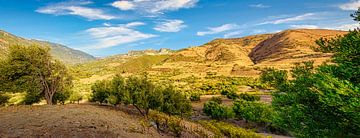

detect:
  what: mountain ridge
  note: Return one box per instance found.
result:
[0,30,95,65]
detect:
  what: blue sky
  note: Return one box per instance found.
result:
[0,0,359,57]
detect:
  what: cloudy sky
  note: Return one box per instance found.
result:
[0,0,359,57]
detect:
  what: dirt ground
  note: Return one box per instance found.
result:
[0,104,170,138]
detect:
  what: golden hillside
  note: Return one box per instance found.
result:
[151,29,347,77]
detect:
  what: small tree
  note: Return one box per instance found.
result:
[91,80,111,104]
[160,86,192,117]
[0,45,72,105]
[125,76,161,117]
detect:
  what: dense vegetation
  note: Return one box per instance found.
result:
[90,75,192,117]
[258,12,360,137]
[0,45,72,105]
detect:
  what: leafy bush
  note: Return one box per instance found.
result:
[21,91,42,105]
[209,96,222,104]
[90,80,111,104]
[90,75,192,117]
[190,93,200,101]
[226,92,239,100]
[268,62,360,137]
[149,111,183,137]
[69,92,83,104]
[203,101,234,120]
[198,120,263,138]
[160,86,192,117]
[239,93,260,101]
[260,68,288,88]
[233,100,273,124]
[0,94,9,106]
[52,90,71,105]
[220,83,237,96]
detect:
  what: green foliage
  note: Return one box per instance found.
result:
[90,80,111,104]
[52,90,71,105]
[0,94,10,106]
[316,29,360,84]
[190,93,200,101]
[226,91,239,100]
[268,62,360,137]
[233,100,273,124]
[0,45,73,105]
[90,75,191,117]
[160,86,192,117]
[21,91,42,105]
[239,93,260,101]
[198,120,263,138]
[203,101,234,120]
[209,96,222,104]
[260,68,288,88]
[69,92,83,104]
[148,111,183,137]
[351,8,360,22]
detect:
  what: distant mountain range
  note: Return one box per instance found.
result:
[0,30,95,65]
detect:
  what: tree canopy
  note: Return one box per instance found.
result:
[0,45,72,105]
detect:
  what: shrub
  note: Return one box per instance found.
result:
[203,101,234,120]
[190,93,200,101]
[0,94,9,106]
[209,96,222,104]
[233,100,273,124]
[220,84,237,96]
[149,111,183,137]
[198,120,263,138]
[239,93,260,101]
[90,80,111,104]
[160,86,192,117]
[69,92,83,104]
[21,91,42,105]
[226,92,239,100]
[52,90,71,105]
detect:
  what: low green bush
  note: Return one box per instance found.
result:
[149,111,183,137]
[233,100,273,124]
[198,120,263,138]
[239,93,260,101]
[21,91,42,105]
[190,93,200,101]
[203,101,234,120]
[209,96,222,104]
[226,92,238,100]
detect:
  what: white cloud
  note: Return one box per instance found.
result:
[85,22,156,49]
[36,1,115,20]
[326,23,360,31]
[290,24,319,29]
[224,31,242,38]
[111,1,135,10]
[197,23,239,36]
[103,23,111,26]
[154,19,186,32]
[259,13,316,25]
[125,22,146,27]
[111,0,198,15]
[339,0,360,11]
[249,4,270,8]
